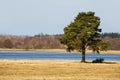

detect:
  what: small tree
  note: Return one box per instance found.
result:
[60,11,109,62]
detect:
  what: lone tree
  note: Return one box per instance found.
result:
[60,11,109,62]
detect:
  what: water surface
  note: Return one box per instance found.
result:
[0,51,120,60]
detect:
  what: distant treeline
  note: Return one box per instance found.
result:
[0,32,120,50]
[102,33,120,50]
[0,34,63,50]
[102,32,120,38]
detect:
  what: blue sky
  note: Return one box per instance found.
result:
[0,0,120,35]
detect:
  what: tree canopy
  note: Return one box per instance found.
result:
[60,11,109,62]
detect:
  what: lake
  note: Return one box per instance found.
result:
[0,51,120,60]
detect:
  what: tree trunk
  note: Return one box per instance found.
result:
[80,40,86,62]
[81,49,86,63]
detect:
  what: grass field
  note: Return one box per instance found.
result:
[0,60,120,80]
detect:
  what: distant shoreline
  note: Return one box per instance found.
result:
[0,48,120,54]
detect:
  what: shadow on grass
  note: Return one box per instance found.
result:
[84,61,117,64]
[103,61,117,64]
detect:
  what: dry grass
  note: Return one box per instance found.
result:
[100,50,120,54]
[0,48,120,54]
[86,50,120,54]
[0,60,120,80]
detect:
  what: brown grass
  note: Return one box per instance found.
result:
[0,48,120,54]
[86,50,120,54]
[0,60,120,80]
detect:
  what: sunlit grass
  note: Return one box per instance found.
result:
[0,60,120,80]
[0,48,120,54]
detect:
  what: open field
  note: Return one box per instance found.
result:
[0,48,120,54]
[0,60,120,80]
[87,50,120,54]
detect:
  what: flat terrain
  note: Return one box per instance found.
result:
[0,60,120,80]
[0,48,120,54]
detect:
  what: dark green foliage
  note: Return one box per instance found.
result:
[60,11,109,62]
[92,58,104,63]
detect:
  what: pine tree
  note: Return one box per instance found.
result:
[60,12,109,62]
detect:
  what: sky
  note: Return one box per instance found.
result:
[0,0,120,36]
